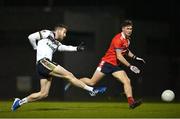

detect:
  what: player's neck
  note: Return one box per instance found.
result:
[121,32,130,39]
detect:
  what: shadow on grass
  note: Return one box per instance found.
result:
[30,107,96,111]
[30,107,70,111]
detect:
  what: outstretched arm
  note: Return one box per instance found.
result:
[127,49,146,63]
[28,32,41,50]
[58,42,85,52]
[57,44,77,51]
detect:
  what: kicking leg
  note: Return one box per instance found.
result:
[50,65,93,92]
[65,69,105,92]
[50,65,106,96]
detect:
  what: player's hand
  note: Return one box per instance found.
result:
[135,57,146,63]
[77,42,85,52]
[129,65,140,74]
[133,55,146,64]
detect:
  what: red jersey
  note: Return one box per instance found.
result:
[101,32,130,66]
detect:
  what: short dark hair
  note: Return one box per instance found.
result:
[121,20,133,28]
[55,24,68,30]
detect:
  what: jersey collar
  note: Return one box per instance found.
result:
[121,32,126,39]
[121,32,131,40]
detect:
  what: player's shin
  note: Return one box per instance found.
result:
[69,78,93,92]
[19,97,28,105]
[84,85,94,92]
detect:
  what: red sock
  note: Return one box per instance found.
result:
[128,97,135,105]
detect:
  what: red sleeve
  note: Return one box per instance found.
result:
[113,37,123,49]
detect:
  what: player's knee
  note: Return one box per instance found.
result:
[42,93,49,98]
[89,81,96,86]
[65,72,75,79]
[40,92,49,99]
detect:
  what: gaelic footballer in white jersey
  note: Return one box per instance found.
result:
[28,29,83,78]
[11,25,106,112]
[28,29,78,62]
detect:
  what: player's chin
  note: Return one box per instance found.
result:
[126,34,131,37]
[59,37,64,41]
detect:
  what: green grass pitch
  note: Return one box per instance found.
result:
[0,101,180,118]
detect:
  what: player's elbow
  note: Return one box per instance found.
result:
[28,34,33,41]
[28,34,31,40]
[117,53,123,58]
[43,94,49,98]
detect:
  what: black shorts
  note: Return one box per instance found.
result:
[36,58,58,79]
[97,61,123,74]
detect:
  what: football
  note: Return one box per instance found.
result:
[161,90,175,102]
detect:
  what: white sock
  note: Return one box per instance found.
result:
[84,85,93,92]
[19,97,28,105]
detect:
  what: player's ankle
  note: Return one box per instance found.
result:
[127,97,135,105]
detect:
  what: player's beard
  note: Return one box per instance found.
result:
[60,36,65,41]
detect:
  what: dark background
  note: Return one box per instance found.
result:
[0,0,179,102]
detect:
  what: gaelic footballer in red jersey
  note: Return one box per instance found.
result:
[101,32,130,66]
[80,20,146,109]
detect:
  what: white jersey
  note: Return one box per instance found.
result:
[28,30,77,62]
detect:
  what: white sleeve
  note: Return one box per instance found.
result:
[28,32,40,50]
[58,44,77,52]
